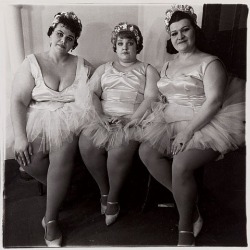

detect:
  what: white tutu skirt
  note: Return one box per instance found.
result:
[140,76,246,159]
[80,111,143,150]
[26,101,91,153]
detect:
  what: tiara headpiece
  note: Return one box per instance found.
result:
[52,12,82,38]
[165,4,197,30]
[111,22,141,44]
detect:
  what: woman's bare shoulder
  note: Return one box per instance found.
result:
[197,52,217,62]
[33,52,47,61]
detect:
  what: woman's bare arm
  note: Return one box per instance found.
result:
[11,58,35,165]
[130,64,160,121]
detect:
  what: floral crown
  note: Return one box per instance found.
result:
[111,22,141,44]
[165,4,197,30]
[52,12,82,38]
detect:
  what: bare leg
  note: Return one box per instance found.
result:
[105,141,139,215]
[172,148,219,245]
[79,134,109,196]
[139,142,172,191]
[22,138,49,185]
[45,136,78,240]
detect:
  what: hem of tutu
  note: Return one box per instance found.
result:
[81,122,142,150]
[27,132,76,153]
[145,141,229,161]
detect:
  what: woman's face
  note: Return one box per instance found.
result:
[51,23,76,53]
[169,18,196,53]
[116,36,137,63]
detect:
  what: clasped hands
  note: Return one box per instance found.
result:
[171,130,194,156]
[100,115,139,129]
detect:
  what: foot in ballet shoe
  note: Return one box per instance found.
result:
[42,217,62,247]
[193,206,203,237]
[100,194,108,215]
[177,231,195,247]
[105,202,120,226]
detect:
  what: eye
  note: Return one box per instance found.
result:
[182,27,190,32]
[171,32,177,37]
[56,32,63,37]
[128,41,134,46]
[117,42,123,46]
[67,37,74,42]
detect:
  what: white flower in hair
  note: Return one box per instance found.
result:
[111,22,141,45]
[122,23,128,30]
[165,4,197,30]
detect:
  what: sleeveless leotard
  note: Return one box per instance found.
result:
[26,54,91,152]
[82,61,149,150]
[141,55,245,159]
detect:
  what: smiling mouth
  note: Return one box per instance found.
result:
[178,41,186,44]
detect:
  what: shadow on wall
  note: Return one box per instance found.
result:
[22,5,46,55]
[143,17,172,72]
[80,22,117,68]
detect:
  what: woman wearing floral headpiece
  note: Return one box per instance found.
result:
[79,22,159,226]
[139,4,245,246]
[11,11,94,247]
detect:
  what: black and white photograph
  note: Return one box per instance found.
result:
[1,0,248,248]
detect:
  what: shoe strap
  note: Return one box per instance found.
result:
[179,231,194,235]
[107,201,119,205]
[47,220,58,225]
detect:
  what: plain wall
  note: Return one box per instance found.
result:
[3,4,203,159]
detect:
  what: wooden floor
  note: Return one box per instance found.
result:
[3,147,247,247]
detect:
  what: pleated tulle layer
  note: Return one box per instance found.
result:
[80,111,145,150]
[139,75,246,159]
[140,102,245,158]
[26,101,91,152]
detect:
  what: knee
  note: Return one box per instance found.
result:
[139,142,157,169]
[172,158,193,181]
[139,143,151,162]
[79,135,96,158]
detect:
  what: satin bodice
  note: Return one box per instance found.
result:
[101,61,148,117]
[27,54,90,111]
[158,55,219,109]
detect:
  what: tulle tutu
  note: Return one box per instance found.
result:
[79,61,149,150]
[140,76,245,159]
[26,101,90,152]
[26,80,93,152]
[80,112,144,150]
[21,54,94,153]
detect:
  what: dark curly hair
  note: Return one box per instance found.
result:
[167,11,210,54]
[111,23,143,54]
[47,12,82,50]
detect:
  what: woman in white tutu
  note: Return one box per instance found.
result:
[138,5,245,246]
[79,22,159,226]
[11,12,94,247]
